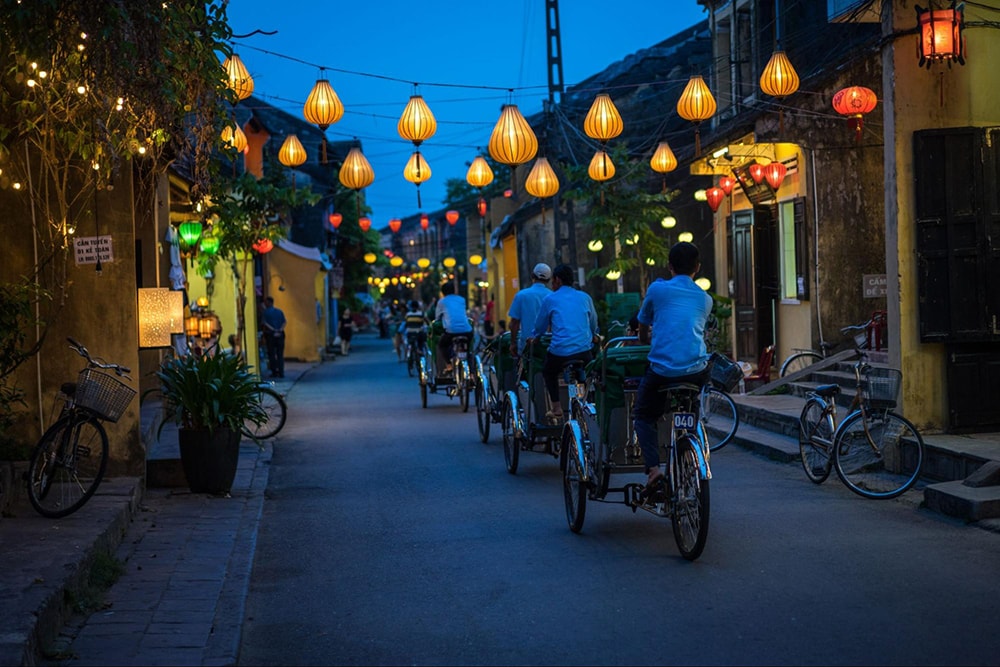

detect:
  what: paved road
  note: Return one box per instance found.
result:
[239,333,1000,666]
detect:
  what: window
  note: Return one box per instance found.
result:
[778,198,809,301]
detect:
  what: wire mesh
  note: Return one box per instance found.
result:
[75,369,136,423]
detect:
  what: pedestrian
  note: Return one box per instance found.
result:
[339,308,355,356]
[631,241,713,496]
[507,263,552,357]
[526,263,598,423]
[434,282,473,375]
[261,296,286,378]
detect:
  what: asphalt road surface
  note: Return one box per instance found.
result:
[239,333,1000,666]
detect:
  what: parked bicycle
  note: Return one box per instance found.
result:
[779,311,886,377]
[241,381,287,440]
[798,351,924,499]
[27,338,136,518]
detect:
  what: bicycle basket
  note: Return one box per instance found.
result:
[709,352,742,393]
[75,369,136,422]
[862,366,901,410]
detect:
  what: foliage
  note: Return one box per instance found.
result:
[0,281,48,435]
[563,145,676,295]
[705,292,734,354]
[155,349,266,438]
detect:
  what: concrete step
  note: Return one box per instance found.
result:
[924,461,1000,521]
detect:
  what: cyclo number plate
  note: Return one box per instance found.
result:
[672,412,696,431]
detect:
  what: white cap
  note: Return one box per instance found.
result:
[532,263,552,281]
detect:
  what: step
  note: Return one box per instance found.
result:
[924,462,1000,521]
[706,417,800,463]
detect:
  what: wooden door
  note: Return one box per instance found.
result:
[731,211,756,361]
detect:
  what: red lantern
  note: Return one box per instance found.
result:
[359,216,372,232]
[446,210,460,225]
[477,197,487,218]
[705,187,726,213]
[764,162,787,190]
[503,189,513,198]
[329,212,342,229]
[252,238,274,254]
[832,86,878,144]
[389,218,401,233]
[748,162,765,185]
[917,5,965,69]
[718,175,735,196]
[420,213,429,230]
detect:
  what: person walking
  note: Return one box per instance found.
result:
[339,308,355,356]
[631,241,713,495]
[261,296,287,378]
[507,263,552,358]
[526,263,599,423]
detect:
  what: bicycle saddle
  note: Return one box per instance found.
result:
[813,384,841,398]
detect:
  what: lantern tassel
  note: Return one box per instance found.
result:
[321,138,328,165]
[600,188,605,207]
[694,127,701,157]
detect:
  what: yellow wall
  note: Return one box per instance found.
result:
[266,248,326,362]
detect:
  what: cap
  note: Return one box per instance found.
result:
[532,263,552,281]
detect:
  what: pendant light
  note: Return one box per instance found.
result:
[916,3,966,68]
[389,218,402,233]
[397,94,437,146]
[718,175,735,196]
[403,151,431,208]
[588,150,615,205]
[338,143,375,223]
[650,141,678,193]
[466,153,494,231]
[748,162,766,184]
[832,86,878,144]
[221,123,247,154]
[446,210,460,225]
[676,75,716,155]
[420,213,429,230]
[252,238,273,254]
[765,161,787,190]
[222,54,253,102]
[488,104,538,193]
[525,157,559,224]
[760,0,800,133]
[303,73,344,164]
[359,217,372,232]
[329,212,342,229]
[278,134,307,191]
[705,187,726,213]
[583,93,624,144]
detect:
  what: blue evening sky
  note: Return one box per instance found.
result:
[226,1,708,224]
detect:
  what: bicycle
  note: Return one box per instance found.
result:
[27,338,136,518]
[404,331,426,378]
[241,381,287,440]
[798,351,924,499]
[700,352,741,452]
[779,311,886,377]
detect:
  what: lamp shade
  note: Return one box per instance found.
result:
[748,162,766,184]
[718,175,735,196]
[466,156,494,188]
[469,254,483,265]
[185,315,200,337]
[477,197,487,217]
[329,212,342,229]
[832,86,878,143]
[650,141,678,174]
[661,215,677,229]
[339,146,375,190]
[221,123,247,154]
[389,218,402,233]
[588,150,615,182]
[760,50,800,98]
[917,6,965,67]
[420,214,429,230]
[525,157,559,199]
[417,257,431,269]
[364,252,377,264]
[359,216,372,232]
[222,54,253,101]
[676,75,716,123]
[278,134,307,168]
[252,238,273,254]
[678,232,694,243]
[397,95,437,145]
[705,186,726,212]
[765,161,788,190]
[488,104,538,167]
[303,79,344,130]
[178,221,203,247]
[403,151,431,185]
[199,233,220,256]
[583,93,624,143]
[587,239,604,252]
[137,288,184,348]
[446,210,460,225]
[390,255,404,267]
[442,257,456,268]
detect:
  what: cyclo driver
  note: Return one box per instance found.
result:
[434,282,473,376]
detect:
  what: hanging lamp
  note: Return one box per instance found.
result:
[764,161,787,190]
[339,144,375,222]
[650,141,678,193]
[760,50,800,133]
[748,162,766,184]
[252,238,273,254]
[389,218,402,233]
[222,54,253,102]
[832,86,878,144]
[397,94,437,146]
[328,212,342,229]
[178,220,203,248]
[420,213,429,230]
[278,134,307,189]
[488,104,538,193]
[676,75,716,155]
[588,150,615,206]
[303,75,344,164]
[718,175,736,196]
[525,157,559,224]
[583,93,624,144]
[359,216,372,232]
[917,3,966,68]
[221,123,247,154]
[446,210,460,225]
[403,151,431,208]
[705,187,726,213]
[466,155,494,189]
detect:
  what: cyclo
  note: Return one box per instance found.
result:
[473,331,518,443]
[559,336,713,561]
[419,319,476,411]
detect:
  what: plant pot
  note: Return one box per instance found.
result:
[178,427,241,494]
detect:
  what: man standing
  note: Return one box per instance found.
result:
[507,263,552,357]
[434,282,473,375]
[527,264,598,423]
[261,296,287,379]
[632,241,713,493]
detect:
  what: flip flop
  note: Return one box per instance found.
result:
[545,411,564,425]
[640,474,666,502]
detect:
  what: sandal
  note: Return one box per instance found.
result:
[545,410,564,425]
[640,473,666,502]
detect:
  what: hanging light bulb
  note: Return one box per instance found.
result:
[583,93,624,143]
[222,54,253,102]
[676,75,716,155]
[303,76,344,164]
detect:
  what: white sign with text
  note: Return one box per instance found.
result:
[74,235,114,265]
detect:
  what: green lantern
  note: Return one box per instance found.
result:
[178,220,203,248]
[199,234,220,255]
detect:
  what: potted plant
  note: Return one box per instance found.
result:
[156,350,266,494]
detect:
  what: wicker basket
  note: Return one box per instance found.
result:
[862,366,902,410]
[75,369,136,423]
[709,352,743,393]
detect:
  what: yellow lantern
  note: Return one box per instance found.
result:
[695,277,712,291]
[469,254,483,266]
[678,232,694,243]
[278,134,307,168]
[221,123,247,154]
[587,150,615,182]
[390,256,404,267]
[525,157,559,199]
[397,95,437,146]
[676,75,717,155]
[661,216,677,229]
[303,78,344,130]
[650,141,677,193]
[442,257,457,269]
[222,54,253,102]
[403,151,432,207]
[339,146,375,191]
[583,93,624,143]
[760,50,800,99]
[364,252,377,264]
[417,257,431,269]
[466,155,494,189]
[488,104,538,168]
[587,239,604,252]
[606,269,621,281]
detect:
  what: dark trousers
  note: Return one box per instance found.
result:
[542,350,593,404]
[632,366,708,473]
[436,332,472,374]
[266,332,285,377]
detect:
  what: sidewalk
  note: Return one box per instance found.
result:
[0,361,316,667]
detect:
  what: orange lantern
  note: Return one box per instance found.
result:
[748,162,765,185]
[832,86,878,144]
[329,212,342,229]
[718,175,735,196]
[650,141,678,193]
[488,104,538,168]
[389,218,402,233]
[765,162,787,190]
[221,123,247,154]
[466,155,495,189]
[588,150,615,183]
[359,216,372,232]
[583,93,624,144]
[446,210,460,225]
[278,134,307,168]
[252,238,273,254]
[917,4,965,68]
[397,94,437,146]
[222,54,253,102]
[676,75,716,155]
[705,187,726,213]
[477,197,487,218]
[304,76,344,164]
[420,214,429,230]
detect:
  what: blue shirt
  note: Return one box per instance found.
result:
[531,286,598,356]
[435,294,472,334]
[262,306,286,333]
[637,275,712,377]
[507,282,551,353]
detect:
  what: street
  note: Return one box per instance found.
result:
[239,333,1000,666]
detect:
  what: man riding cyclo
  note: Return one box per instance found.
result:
[525,263,600,425]
[433,282,474,377]
[631,241,713,497]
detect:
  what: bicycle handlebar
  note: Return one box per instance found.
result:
[67,337,131,376]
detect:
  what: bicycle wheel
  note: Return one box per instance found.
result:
[458,362,470,412]
[242,387,287,440]
[28,414,108,518]
[700,386,739,451]
[833,410,924,499]
[475,377,491,443]
[562,427,587,533]
[502,395,520,475]
[406,345,416,377]
[799,398,834,484]
[780,351,824,378]
[671,435,710,561]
